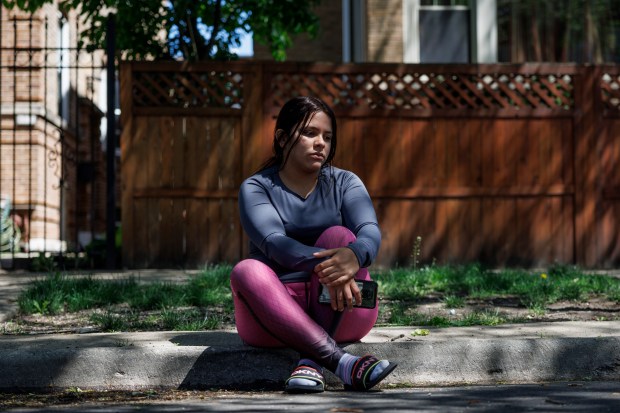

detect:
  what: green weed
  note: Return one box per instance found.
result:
[442,295,465,309]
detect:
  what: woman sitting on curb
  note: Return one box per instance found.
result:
[230,96,397,393]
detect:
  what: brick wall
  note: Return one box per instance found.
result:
[366,0,404,62]
[0,123,65,244]
[1,4,108,253]
[252,0,406,63]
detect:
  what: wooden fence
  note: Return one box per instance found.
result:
[120,62,620,269]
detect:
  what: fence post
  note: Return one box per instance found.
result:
[574,65,602,267]
[239,63,264,258]
[106,14,117,269]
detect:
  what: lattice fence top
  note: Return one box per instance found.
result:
[602,73,620,116]
[268,70,575,115]
[131,70,244,110]
[127,64,618,117]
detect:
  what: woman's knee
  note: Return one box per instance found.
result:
[315,225,356,249]
[230,259,275,291]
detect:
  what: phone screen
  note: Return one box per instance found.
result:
[318,280,377,309]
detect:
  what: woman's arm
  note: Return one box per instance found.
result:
[239,178,323,272]
[339,172,381,267]
[313,172,381,308]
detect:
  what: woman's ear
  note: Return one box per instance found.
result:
[275,129,287,148]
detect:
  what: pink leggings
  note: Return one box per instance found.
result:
[230,226,379,372]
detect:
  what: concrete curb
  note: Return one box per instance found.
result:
[1,322,619,391]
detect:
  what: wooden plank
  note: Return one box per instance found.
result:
[157,199,175,265]
[493,120,515,188]
[219,118,239,189]
[435,199,453,264]
[173,117,187,188]
[172,198,187,266]
[130,118,151,267]
[130,199,149,268]
[499,198,518,266]
[349,119,365,181]
[519,198,550,265]
[560,120,574,186]
[397,118,416,190]
[463,199,483,262]
[373,198,400,267]
[386,120,406,189]
[601,119,620,189]
[144,116,163,267]
[573,66,601,266]
[207,200,221,262]
[333,118,355,172]
[554,196,574,263]
[456,119,482,187]
[433,120,448,188]
[153,197,186,267]
[221,198,240,264]
[598,116,620,266]
[518,120,539,187]
[537,120,555,186]
[362,118,388,191]
[185,198,203,266]
[406,200,438,267]
[159,117,176,188]
[120,62,136,267]
[411,120,436,188]
[206,119,222,190]
[600,201,620,267]
[242,64,269,178]
[436,199,480,263]
[184,117,199,189]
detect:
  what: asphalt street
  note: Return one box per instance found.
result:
[2,381,620,412]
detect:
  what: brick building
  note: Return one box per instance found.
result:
[253,0,618,64]
[252,0,497,63]
[0,3,110,258]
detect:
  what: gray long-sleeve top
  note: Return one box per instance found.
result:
[238,165,382,283]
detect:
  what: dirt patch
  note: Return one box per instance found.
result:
[382,296,620,324]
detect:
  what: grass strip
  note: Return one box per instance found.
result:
[375,263,620,308]
[15,263,620,331]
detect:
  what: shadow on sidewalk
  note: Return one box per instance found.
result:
[171,332,298,390]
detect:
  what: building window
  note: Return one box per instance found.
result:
[404,0,472,63]
[58,14,70,124]
[404,0,497,63]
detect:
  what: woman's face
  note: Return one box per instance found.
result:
[281,111,332,174]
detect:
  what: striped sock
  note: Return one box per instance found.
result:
[335,354,389,386]
[335,353,358,385]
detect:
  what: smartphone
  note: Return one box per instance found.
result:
[318,280,378,309]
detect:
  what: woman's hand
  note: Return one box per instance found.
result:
[326,279,362,312]
[313,247,360,286]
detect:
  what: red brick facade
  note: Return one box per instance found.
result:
[366,0,404,62]
[1,5,107,254]
[252,0,407,63]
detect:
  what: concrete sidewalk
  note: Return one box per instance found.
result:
[1,270,619,391]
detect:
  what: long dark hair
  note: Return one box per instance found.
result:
[259,96,338,172]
